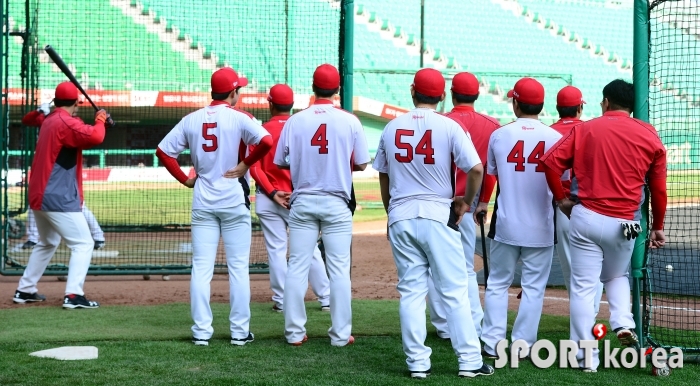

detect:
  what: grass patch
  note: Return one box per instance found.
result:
[1,300,697,385]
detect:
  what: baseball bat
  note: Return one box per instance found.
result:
[44,45,115,128]
[477,211,489,289]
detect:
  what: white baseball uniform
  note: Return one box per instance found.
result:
[158,100,270,342]
[274,99,370,346]
[27,205,104,244]
[250,114,330,311]
[481,118,563,355]
[373,107,484,372]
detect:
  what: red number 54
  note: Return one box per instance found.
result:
[394,129,435,164]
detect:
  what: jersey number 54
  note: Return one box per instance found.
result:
[394,129,435,164]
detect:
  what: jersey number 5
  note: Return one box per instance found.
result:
[506,140,545,172]
[202,123,218,152]
[395,129,435,164]
[311,124,329,154]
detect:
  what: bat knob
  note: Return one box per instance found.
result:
[106,115,115,128]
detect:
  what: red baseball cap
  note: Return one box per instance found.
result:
[313,64,340,90]
[507,77,545,105]
[268,84,294,105]
[55,81,79,100]
[412,68,445,98]
[211,67,248,94]
[451,72,479,95]
[556,85,586,107]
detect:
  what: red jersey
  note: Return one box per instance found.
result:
[445,105,499,203]
[29,109,105,211]
[540,111,667,222]
[22,110,46,127]
[549,117,583,197]
[250,115,293,196]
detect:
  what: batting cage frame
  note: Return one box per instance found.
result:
[1,0,353,277]
[635,0,700,362]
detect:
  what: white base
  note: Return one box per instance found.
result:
[92,250,119,258]
[30,346,98,360]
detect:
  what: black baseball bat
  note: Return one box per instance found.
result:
[477,211,489,289]
[44,45,115,128]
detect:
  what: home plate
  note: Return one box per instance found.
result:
[30,346,98,360]
[92,250,119,258]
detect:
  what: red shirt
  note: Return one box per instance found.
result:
[540,111,667,222]
[549,117,583,197]
[29,109,105,211]
[445,105,500,202]
[22,110,46,127]
[250,115,293,195]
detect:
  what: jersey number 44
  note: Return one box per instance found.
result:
[506,140,545,172]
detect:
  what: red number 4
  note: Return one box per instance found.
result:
[507,140,545,172]
[202,123,218,152]
[394,130,435,164]
[311,124,329,154]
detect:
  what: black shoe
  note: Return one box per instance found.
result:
[410,369,431,379]
[481,349,498,359]
[230,332,254,346]
[94,241,105,250]
[192,338,209,346]
[13,290,46,304]
[458,364,495,378]
[63,294,100,309]
[21,241,36,250]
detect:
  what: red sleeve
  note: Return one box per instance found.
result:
[156,147,188,184]
[648,176,667,231]
[22,110,45,127]
[647,142,667,181]
[479,171,497,203]
[248,144,275,196]
[62,116,105,148]
[545,166,567,202]
[539,129,576,176]
[243,135,272,166]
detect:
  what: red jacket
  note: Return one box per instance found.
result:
[549,117,583,197]
[29,109,105,211]
[249,115,293,196]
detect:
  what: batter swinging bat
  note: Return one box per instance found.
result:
[477,211,489,289]
[44,45,115,128]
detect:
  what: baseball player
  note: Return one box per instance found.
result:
[374,68,493,378]
[20,106,107,251]
[550,86,604,318]
[540,79,667,371]
[480,78,564,357]
[12,82,108,309]
[274,64,370,347]
[249,84,331,313]
[427,72,500,339]
[156,68,272,346]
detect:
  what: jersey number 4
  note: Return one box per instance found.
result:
[507,140,545,172]
[395,129,435,164]
[311,124,329,154]
[202,123,218,152]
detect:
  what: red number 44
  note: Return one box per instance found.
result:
[311,124,329,154]
[507,140,545,172]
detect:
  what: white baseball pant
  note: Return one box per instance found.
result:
[481,240,554,354]
[255,192,330,309]
[190,205,252,341]
[284,194,353,346]
[569,205,636,370]
[27,205,104,243]
[390,218,483,372]
[556,207,604,317]
[427,215,484,338]
[17,210,94,296]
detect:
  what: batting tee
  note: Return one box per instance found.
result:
[1,0,353,276]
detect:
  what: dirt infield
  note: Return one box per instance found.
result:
[1,221,604,320]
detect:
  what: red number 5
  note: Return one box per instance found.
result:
[311,124,329,154]
[394,130,435,164]
[507,140,545,172]
[202,123,218,152]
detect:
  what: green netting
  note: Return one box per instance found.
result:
[643,0,700,354]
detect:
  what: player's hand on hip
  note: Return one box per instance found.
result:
[94,109,108,124]
[272,191,291,209]
[473,202,489,225]
[557,198,576,219]
[224,161,249,179]
[183,175,197,189]
[452,196,470,226]
[649,229,666,249]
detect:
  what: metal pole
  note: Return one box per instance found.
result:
[340,0,354,111]
[419,0,425,68]
[631,0,650,348]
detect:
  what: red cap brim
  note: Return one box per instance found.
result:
[238,77,248,88]
[507,90,514,98]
